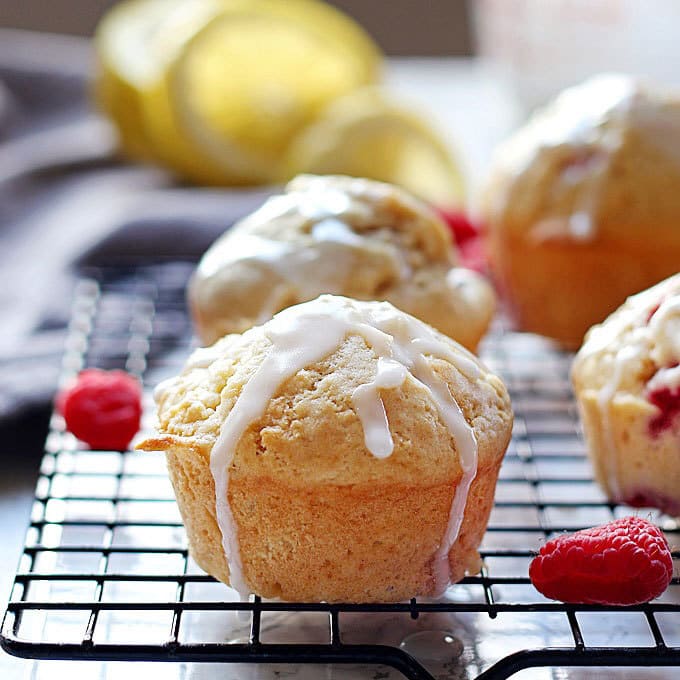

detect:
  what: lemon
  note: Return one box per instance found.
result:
[93,0,189,159]
[283,88,465,206]
[141,0,382,185]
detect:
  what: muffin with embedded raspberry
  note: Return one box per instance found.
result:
[138,295,513,602]
[572,274,680,516]
[190,174,495,351]
[483,74,680,347]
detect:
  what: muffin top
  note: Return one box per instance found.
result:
[484,75,680,244]
[189,174,494,348]
[147,294,512,598]
[154,294,512,486]
[572,274,680,406]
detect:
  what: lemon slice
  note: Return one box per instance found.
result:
[151,0,382,184]
[93,0,189,159]
[283,89,465,206]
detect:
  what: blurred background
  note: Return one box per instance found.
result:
[0,0,474,55]
[2,0,680,438]
[5,0,680,112]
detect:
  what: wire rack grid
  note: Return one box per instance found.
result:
[1,262,679,680]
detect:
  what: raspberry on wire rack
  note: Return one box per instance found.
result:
[57,368,142,451]
[529,516,673,606]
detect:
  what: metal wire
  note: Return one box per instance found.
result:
[2,262,679,680]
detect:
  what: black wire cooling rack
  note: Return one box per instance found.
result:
[1,262,679,680]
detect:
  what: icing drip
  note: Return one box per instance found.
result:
[496,74,680,242]
[649,297,680,368]
[311,217,366,247]
[207,295,480,598]
[194,179,413,323]
[198,233,295,279]
[351,357,408,459]
[407,355,478,596]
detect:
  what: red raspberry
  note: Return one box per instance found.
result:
[647,380,680,437]
[623,489,680,518]
[436,208,479,246]
[435,208,488,272]
[529,517,673,605]
[457,237,486,273]
[58,369,142,450]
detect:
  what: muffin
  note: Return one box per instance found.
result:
[138,295,513,602]
[189,174,495,351]
[572,274,680,516]
[483,74,680,347]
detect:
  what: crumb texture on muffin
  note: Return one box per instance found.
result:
[190,174,494,350]
[572,274,680,516]
[483,74,680,346]
[142,295,512,602]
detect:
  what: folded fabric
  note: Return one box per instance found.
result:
[0,30,272,421]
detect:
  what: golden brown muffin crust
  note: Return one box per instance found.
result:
[140,296,513,601]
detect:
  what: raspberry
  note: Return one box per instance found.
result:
[529,517,673,605]
[457,237,486,273]
[435,208,487,272]
[647,380,680,437]
[436,208,479,246]
[58,369,142,450]
[623,489,680,518]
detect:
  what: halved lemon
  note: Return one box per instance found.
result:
[282,88,465,206]
[93,0,189,159]
[145,0,382,184]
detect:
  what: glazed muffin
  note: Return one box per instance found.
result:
[190,174,495,351]
[483,74,680,347]
[572,274,680,516]
[138,295,513,602]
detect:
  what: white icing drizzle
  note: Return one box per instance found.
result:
[351,357,408,459]
[296,185,353,220]
[290,174,378,223]
[649,296,680,368]
[574,275,680,498]
[495,74,680,242]
[206,295,480,598]
[194,178,412,323]
[198,233,295,279]
[192,175,496,346]
[648,365,680,393]
[409,356,478,596]
[311,217,366,247]
[250,175,374,226]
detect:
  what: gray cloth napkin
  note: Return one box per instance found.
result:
[0,30,272,420]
